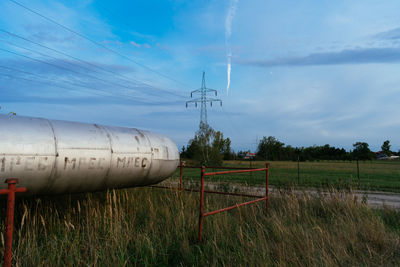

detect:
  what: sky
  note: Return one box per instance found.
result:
[0,0,399,152]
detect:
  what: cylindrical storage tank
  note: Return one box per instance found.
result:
[0,114,179,195]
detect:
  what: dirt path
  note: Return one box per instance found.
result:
[159,180,400,210]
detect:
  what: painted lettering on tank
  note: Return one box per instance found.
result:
[135,157,140,167]
[1,158,5,172]
[89,158,101,170]
[127,157,134,166]
[0,156,51,172]
[63,156,150,170]
[97,158,105,169]
[64,157,77,170]
[142,157,148,168]
[116,156,148,169]
[64,157,107,170]
[78,158,86,169]
[24,157,35,171]
[9,157,14,171]
[117,157,126,168]
[38,157,48,171]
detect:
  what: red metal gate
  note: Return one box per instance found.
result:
[151,162,270,243]
[196,164,269,243]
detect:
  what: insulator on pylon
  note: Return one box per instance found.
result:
[186,103,188,108]
[211,102,213,107]
[195,103,197,108]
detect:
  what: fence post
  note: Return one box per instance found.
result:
[265,163,269,214]
[198,166,205,243]
[0,179,27,267]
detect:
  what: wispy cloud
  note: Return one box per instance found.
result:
[129,40,150,48]
[374,27,400,40]
[225,0,239,94]
[238,47,400,67]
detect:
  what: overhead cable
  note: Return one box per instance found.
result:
[0,29,186,98]
[8,0,193,90]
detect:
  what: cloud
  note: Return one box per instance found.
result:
[238,47,400,67]
[225,0,239,94]
[129,40,151,48]
[23,24,76,44]
[102,39,122,46]
[225,0,239,40]
[374,27,400,40]
[130,41,141,48]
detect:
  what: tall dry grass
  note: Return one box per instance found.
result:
[0,187,399,266]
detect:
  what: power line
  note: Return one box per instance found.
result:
[0,71,104,97]
[0,69,180,106]
[0,41,161,97]
[0,45,175,101]
[8,0,193,90]
[0,67,146,102]
[0,65,144,102]
[0,29,186,99]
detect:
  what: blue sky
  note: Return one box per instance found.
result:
[0,0,399,152]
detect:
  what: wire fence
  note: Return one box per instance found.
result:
[172,159,400,192]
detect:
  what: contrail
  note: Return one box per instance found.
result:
[225,0,239,95]
[227,53,231,90]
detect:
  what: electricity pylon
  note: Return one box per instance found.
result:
[186,71,222,128]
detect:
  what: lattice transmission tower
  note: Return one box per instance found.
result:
[186,71,222,128]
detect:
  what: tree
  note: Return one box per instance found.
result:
[256,136,285,160]
[352,142,374,160]
[182,123,231,166]
[381,140,391,156]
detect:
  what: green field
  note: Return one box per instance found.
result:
[2,188,400,266]
[173,160,400,192]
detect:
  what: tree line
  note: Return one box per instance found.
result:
[251,136,388,161]
[181,126,399,163]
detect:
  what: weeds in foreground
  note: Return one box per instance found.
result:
[0,188,399,266]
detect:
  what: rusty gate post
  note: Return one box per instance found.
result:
[198,166,205,243]
[265,163,269,214]
[179,160,183,191]
[0,179,27,267]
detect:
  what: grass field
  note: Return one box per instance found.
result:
[173,160,400,192]
[1,188,399,266]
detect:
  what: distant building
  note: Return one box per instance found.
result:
[244,152,256,160]
[376,151,399,160]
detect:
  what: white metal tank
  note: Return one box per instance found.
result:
[0,114,179,195]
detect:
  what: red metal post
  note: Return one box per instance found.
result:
[0,179,27,267]
[203,197,268,217]
[265,163,269,214]
[179,160,183,191]
[198,166,205,243]
[204,167,267,176]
